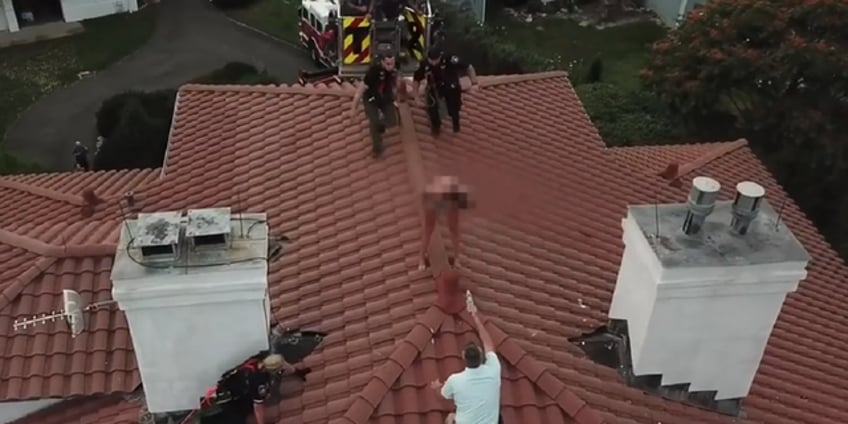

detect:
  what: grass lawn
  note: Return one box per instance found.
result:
[228,0,301,43]
[0,7,157,174]
[489,14,666,91]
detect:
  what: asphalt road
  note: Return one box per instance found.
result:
[5,0,314,171]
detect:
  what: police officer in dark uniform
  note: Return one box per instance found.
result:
[411,49,479,136]
[351,54,401,158]
[200,352,288,424]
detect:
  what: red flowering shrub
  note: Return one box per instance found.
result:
[643,0,848,260]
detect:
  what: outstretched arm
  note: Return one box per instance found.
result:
[472,311,494,353]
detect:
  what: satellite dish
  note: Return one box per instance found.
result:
[63,289,85,337]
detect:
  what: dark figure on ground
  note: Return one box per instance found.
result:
[418,175,472,270]
[430,304,503,424]
[351,54,401,158]
[73,141,90,171]
[412,49,479,136]
[198,352,290,424]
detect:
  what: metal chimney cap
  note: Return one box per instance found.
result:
[692,176,721,193]
[736,181,765,198]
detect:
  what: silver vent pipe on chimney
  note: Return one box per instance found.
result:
[731,181,766,235]
[682,176,722,235]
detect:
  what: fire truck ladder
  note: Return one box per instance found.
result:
[336,1,432,78]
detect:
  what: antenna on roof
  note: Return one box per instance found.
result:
[117,200,135,240]
[11,289,116,338]
[236,190,245,238]
[653,189,661,249]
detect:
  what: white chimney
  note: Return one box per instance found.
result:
[608,178,809,401]
[111,208,271,413]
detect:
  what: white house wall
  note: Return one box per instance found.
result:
[0,399,62,424]
[1,0,18,32]
[60,0,138,23]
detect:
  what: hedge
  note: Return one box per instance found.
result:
[575,83,686,146]
[439,5,557,75]
[94,62,276,171]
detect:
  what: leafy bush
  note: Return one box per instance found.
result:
[96,91,143,138]
[93,62,277,171]
[94,93,175,170]
[191,62,278,85]
[211,0,256,10]
[95,97,171,170]
[576,83,685,146]
[440,5,555,74]
[0,149,42,175]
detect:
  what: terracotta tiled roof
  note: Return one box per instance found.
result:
[0,170,157,402]
[3,74,848,424]
[9,395,143,424]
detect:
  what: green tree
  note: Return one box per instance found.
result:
[94,97,171,171]
[642,0,848,258]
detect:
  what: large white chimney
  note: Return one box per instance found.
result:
[111,208,271,413]
[608,178,810,401]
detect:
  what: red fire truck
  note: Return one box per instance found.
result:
[297,0,437,84]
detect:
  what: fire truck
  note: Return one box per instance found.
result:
[297,0,438,84]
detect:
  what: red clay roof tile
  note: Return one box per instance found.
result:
[3,74,848,424]
[0,171,154,402]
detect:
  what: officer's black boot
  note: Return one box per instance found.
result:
[452,117,460,133]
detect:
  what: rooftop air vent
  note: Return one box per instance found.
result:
[135,211,182,261]
[185,208,232,250]
[681,176,721,236]
[731,181,766,236]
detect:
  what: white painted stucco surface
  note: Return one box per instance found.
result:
[60,0,138,23]
[0,0,17,32]
[0,399,61,424]
[609,212,808,400]
[111,213,271,413]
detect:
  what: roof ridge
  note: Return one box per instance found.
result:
[0,178,84,206]
[181,72,566,100]
[179,83,356,98]
[0,228,117,258]
[396,103,452,276]
[675,138,747,177]
[655,138,749,180]
[479,71,569,88]
[338,305,447,424]
[0,256,56,313]
[453,312,606,424]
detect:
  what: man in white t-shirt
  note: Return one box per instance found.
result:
[430,310,502,424]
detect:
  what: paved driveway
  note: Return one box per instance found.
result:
[5,0,314,171]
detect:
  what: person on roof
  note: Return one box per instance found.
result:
[199,352,290,424]
[72,141,90,171]
[351,53,401,158]
[419,175,472,269]
[431,308,503,424]
[412,49,479,135]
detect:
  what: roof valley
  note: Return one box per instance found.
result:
[334,101,605,424]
